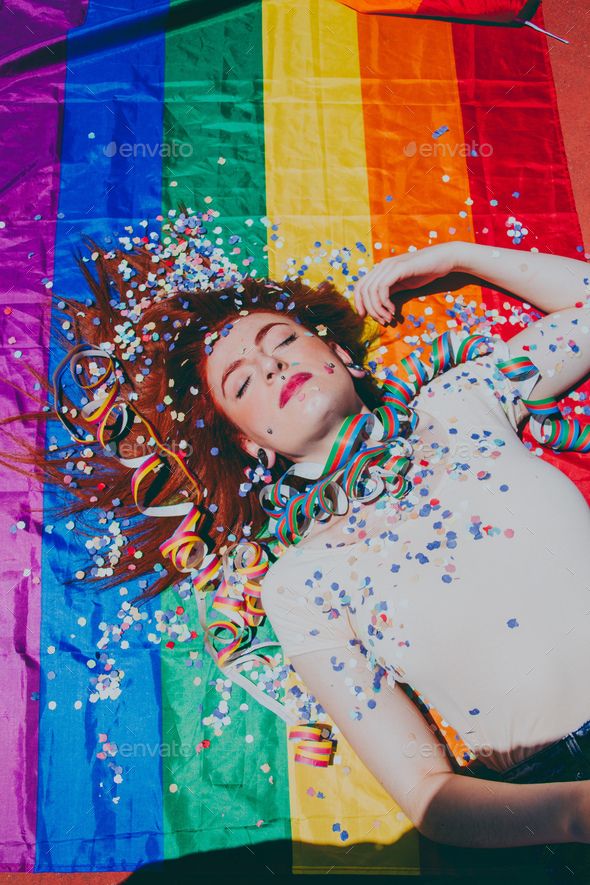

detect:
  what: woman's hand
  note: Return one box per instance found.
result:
[353,242,463,324]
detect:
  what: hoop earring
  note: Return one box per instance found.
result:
[340,347,367,375]
[257,447,269,468]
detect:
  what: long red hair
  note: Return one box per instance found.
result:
[0,215,383,605]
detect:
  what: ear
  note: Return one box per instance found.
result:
[329,341,366,378]
[240,435,277,470]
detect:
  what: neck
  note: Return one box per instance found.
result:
[291,399,374,470]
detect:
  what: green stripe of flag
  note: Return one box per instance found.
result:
[161,0,292,858]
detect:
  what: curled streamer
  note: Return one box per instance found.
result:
[202,540,271,666]
[497,354,590,452]
[259,329,494,548]
[288,724,336,767]
[52,343,214,577]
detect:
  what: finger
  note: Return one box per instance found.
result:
[365,286,392,325]
[367,268,399,323]
[376,288,396,322]
[353,273,371,316]
[355,260,396,321]
[353,281,365,317]
[374,277,398,318]
[367,282,393,323]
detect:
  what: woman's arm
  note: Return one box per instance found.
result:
[353,242,590,321]
[453,241,589,314]
[289,639,590,850]
[496,306,590,404]
[352,242,590,401]
[418,768,590,848]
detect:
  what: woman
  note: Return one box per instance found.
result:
[6,220,590,854]
[204,238,590,851]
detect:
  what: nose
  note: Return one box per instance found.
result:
[258,350,286,381]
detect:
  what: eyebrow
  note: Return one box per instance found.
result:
[221,321,290,398]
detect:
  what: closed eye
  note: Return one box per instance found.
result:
[236,333,298,399]
[278,333,298,348]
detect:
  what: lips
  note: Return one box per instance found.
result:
[280,372,312,408]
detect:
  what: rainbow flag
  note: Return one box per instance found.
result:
[1,0,588,877]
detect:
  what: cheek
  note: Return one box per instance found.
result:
[222,397,263,438]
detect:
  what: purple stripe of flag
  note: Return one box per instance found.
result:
[0,0,88,870]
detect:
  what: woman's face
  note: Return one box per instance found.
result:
[205,311,370,468]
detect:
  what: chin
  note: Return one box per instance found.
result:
[283,384,347,423]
